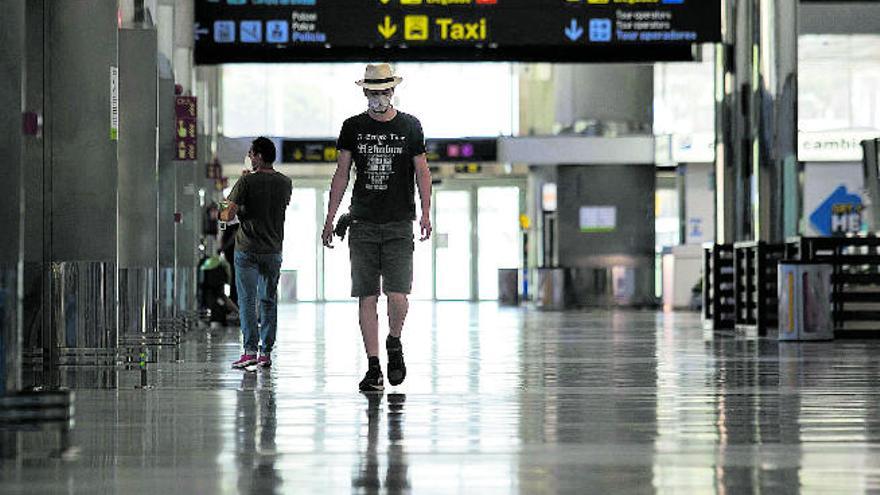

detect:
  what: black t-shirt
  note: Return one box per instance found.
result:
[336,111,427,224]
[227,170,292,254]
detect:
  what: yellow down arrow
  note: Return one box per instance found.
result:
[378,16,397,39]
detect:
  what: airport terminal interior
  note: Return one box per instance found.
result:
[3,0,880,493]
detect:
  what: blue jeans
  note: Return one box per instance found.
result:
[234,251,282,355]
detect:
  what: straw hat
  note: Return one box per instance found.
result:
[355,63,403,91]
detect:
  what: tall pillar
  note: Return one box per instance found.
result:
[713,0,737,244]
[715,0,758,243]
[22,0,47,368]
[158,75,177,321]
[554,64,653,132]
[551,64,656,306]
[0,0,25,395]
[45,0,119,361]
[756,0,799,241]
[118,26,159,343]
[175,162,200,319]
[715,0,798,243]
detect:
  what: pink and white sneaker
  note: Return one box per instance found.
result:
[232,354,257,369]
[257,355,271,368]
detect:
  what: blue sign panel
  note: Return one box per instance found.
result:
[809,185,864,236]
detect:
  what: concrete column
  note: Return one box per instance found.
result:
[756,0,799,241]
[0,0,25,394]
[22,0,47,363]
[715,0,798,243]
[715,0,758,243]
[45,0,119,359]
[196,65,222,259]
[713,0,737,244]
[557,165,656,306]
[118,27,159,342]
[175,162,200,317]
[549,64,656,307]
[554,64,653,132]
[158,75,177,319]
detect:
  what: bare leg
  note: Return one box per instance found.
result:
[387,292,409,338]
[359,295,380,357]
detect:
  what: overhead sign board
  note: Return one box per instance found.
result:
[281,139,337,163]
[195,0,720,64]
[425,138,497,163]
[282,137,497,163]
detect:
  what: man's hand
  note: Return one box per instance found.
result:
[322,221,334,248]
[419,213,432,241]
[219,200,238,222]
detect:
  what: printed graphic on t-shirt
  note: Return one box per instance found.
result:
[356,132,407,191]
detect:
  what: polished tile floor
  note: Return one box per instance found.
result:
[3,302,880,494]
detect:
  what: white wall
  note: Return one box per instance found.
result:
[683,163,714,245]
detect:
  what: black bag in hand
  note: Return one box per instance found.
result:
[334,213,352,240]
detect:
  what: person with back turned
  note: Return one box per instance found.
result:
[221,137,292,369]
[322,63,433,392]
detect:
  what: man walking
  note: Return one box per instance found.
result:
[222,137,292,369]
[323,64,432,392]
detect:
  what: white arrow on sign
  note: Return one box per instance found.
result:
[194,22,210,41]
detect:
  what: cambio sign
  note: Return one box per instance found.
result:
[798,130,880,162]
[669,130,880,164]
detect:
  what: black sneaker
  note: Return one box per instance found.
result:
[386,335,407,386]
[359,366,385,392]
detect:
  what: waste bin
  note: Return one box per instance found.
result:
[536,268,566,311]
[498,268,519,306]
[279,270,297,303]
[778,262,834,341]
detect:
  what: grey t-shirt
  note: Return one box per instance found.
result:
[227,170,292,254]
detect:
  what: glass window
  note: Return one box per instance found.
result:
[435,190,472,300]
[222,63,517,139]
[799,35,880,132]
[412,206,434,301]
[322,190,353,301]
[477,187,521,300]
[653,46,715,138]
[283,188,317,301]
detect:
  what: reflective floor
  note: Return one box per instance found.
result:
[4,303,880,494]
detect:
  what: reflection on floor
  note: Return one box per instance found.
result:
[3,302,880,494]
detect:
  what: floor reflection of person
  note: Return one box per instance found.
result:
[236,372,281,495]
[385,393,410,494]
[352,393,411,494]
[352,393,382,494]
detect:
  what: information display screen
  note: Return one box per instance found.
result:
[195,0,721,64]
[579,206,617,233]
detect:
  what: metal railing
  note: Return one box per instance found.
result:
[702,243,735,330]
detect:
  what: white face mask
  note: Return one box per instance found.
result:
[368,94,392,113]
[244,155,254,170]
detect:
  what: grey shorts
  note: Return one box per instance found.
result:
[348,219,414,297]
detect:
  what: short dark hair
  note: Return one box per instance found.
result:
[251,137,276,164]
